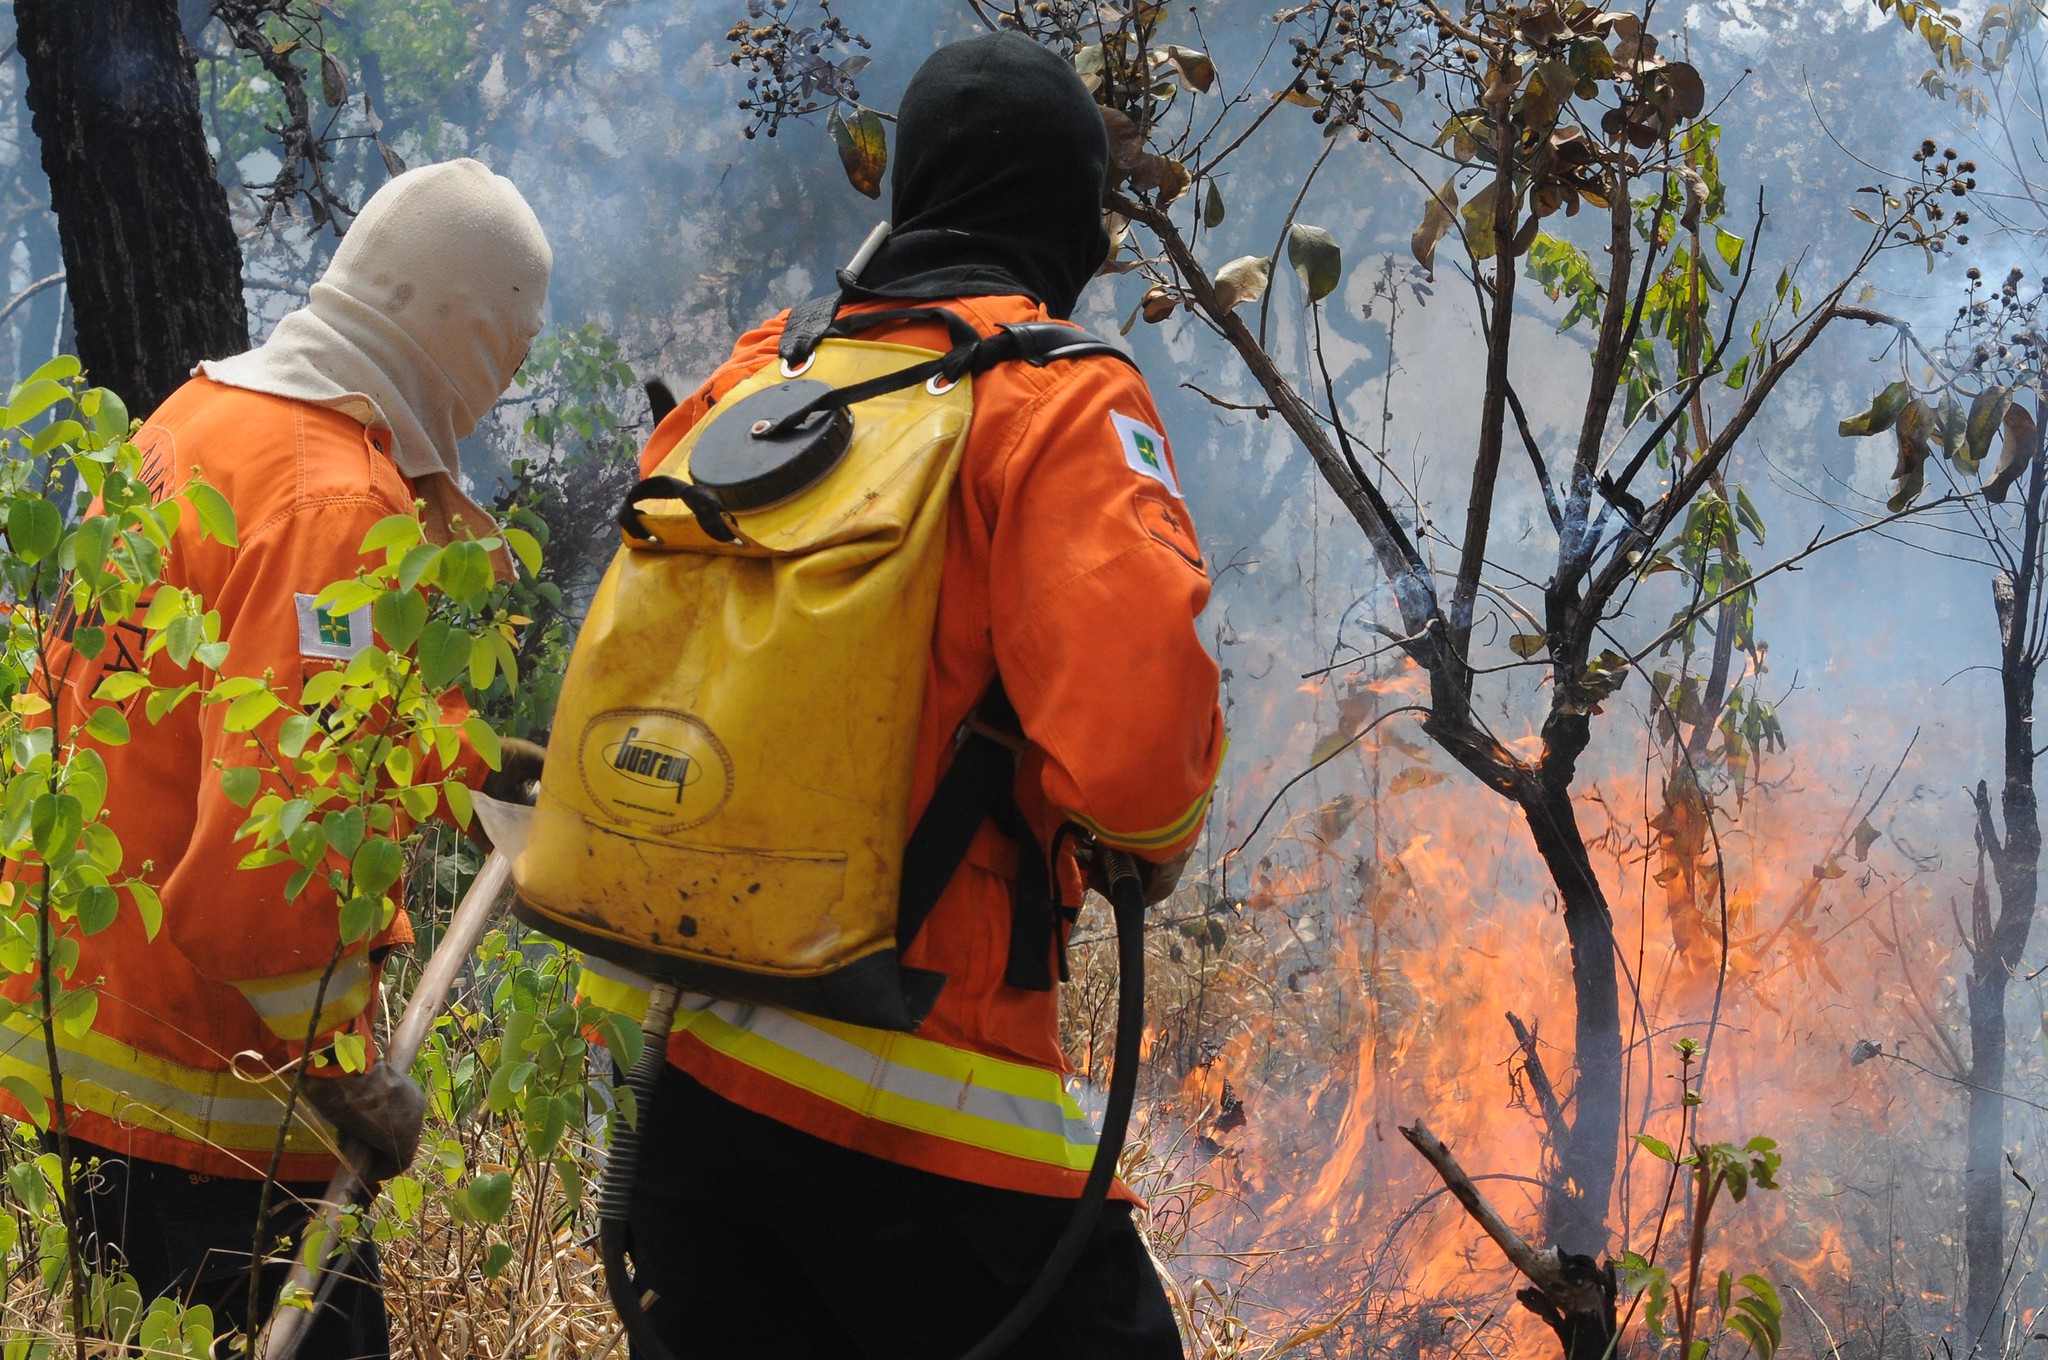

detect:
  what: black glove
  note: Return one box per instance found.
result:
[481,736,547,806]
[470,736,546,855]
[302,1064,426,1182]
[1081,845,1193,906]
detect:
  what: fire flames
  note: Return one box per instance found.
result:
[1089,661,1975,1356]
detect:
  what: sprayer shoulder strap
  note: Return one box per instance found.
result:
[897,682,1065,993]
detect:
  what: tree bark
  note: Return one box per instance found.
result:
[1963,396,2047,1348]
[15,0,247,415]
[1521,772,1623,1257]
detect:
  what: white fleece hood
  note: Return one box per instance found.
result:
[203,158,552,559]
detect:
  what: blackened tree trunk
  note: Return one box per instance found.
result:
[15,0,247,413]
[1964,398,2048,1348]
[1524,731,1624,1257]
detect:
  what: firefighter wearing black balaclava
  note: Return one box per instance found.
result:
[580,33,1223,1358]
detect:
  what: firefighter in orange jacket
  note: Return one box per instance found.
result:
[581,35,1223,1359]
[0,159,549,1359]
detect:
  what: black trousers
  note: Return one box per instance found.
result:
[66,1139,389,1360]
[624,1066,1185,1360]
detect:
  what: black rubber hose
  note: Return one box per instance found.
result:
[956,846,1148,1360]
[600,984,681,1360]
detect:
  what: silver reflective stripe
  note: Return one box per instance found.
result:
[237,956,370,1020]
[684,997,1100,1150]
[0,1019,326,1133]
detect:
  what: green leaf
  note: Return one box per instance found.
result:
[7,497,61,565]
[219,766,261,808]
[418,620,470,692]
[1508,633,1547,659]
[279,713,318,759]
[31,793,80,863]
[359,514,424,556]
[75,884,118,935]
[372,590,426,653]
[301,670,345,710]
[397,543,440,593]
[186,483,238,548]
[56,986,97,1038]
[1715,226,1744,271]
[128,882,162,941]
[325,807,365,859]
[463,716,503,771]
[165,614,202,669]
[82,707,130,747]
[445,779,475,829]
[468,633,499,691]
[7,378,68,426]
[0,1076,48,1129]
[525,1093,568,1159]
[1203,180,1226,229]
[1286,223,1343,303]
[92,671,150,704]
[827,106,889,199]
[465,1172,514,1225]
[339,893,377,945]
[88,388,129,444]
[223,688,282,733]
[1839,380,1912,437]
[503,526,543,578]
[351,837,405,901]
[1634,1133,1674,1161]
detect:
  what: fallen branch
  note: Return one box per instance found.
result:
[1506,1012,1569,1152]
[1400,1121,1621,1360]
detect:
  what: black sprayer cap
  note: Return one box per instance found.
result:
[688,379,853,512]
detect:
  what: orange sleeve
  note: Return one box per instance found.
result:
[638,315,790,477]
[158,494,413,1058]
[990,361,1224,859]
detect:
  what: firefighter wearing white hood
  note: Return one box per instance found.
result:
[0,159,550,1360]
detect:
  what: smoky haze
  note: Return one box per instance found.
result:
[5,0,2046,1351]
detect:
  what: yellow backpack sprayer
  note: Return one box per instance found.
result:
[509,229,1159,1360]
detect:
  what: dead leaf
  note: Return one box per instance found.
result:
[1101,107,1148,170]
[1389,768,1448,796]
[1213,255,1271,311]
[1509,633,1547,659]
[828,106,888,199]
[1986,401,2041,503]
[1411,178,1458,279]
[1851,818,1882,862]
[1286,223,1342,303]
[1155,45,1217,93]
[320,51,349,108]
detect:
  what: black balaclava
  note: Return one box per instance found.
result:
[846,32,1111,320]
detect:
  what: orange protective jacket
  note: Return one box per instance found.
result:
[610,295,1224,1197]
[0,378,477,1179]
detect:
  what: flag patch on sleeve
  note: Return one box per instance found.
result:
[296,593,371,661]
[1110,411,1182,498]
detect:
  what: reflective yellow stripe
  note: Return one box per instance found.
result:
[1069,783,1212,853]
[576,957,1098,1170]
[233,955,372,1044]
[0,1013,332,1163]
